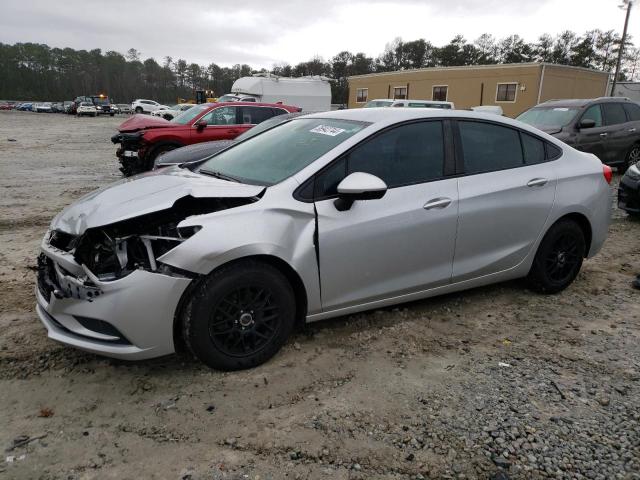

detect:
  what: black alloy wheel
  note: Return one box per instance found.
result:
[208,286,281,357]
[625,144,640,172]
[544,233,581,284]
[527,219,585,293]
[181,260,296,370]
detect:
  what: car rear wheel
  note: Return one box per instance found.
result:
[624,144,640,172]
[181,260,296,370]
[527,219,586,294]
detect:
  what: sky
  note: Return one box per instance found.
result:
[0,0,637,68]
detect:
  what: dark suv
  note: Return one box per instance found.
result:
[517,97,640,171]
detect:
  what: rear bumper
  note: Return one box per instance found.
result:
[36,248,192,361]
[618,174,640,213]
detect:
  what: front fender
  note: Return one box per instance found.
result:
[157,203,321,314]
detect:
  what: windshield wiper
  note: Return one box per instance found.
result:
[199,169,241,183]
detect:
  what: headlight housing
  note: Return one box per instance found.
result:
[627,162,640,180]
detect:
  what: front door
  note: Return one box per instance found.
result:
[315,120,459,311]
[574,104,608,162]
[192,106,249,142]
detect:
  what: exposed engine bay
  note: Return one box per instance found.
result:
[48,196,257,281]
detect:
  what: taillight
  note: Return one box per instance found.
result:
[603,165,613,184]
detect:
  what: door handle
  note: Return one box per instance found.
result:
[527,178,548,187]
[599,133,608,137]
[423,197,452,210]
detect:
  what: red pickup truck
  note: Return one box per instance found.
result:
[111,102,300,176]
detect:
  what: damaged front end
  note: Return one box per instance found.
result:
[36,193,260,359]
[111,132,148,177]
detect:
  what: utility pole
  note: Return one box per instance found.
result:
[611,0,634,96]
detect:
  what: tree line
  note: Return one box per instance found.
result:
[0,30,638,105]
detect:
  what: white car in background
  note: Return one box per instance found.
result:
[391,99,455,109]
[131,99,170,114]
[76,102,97,117]
[151,103,195,120]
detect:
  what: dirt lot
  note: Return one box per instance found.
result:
[0,110,639,480]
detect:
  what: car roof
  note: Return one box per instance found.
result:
[538,97,633,108]
[301,107,544,131]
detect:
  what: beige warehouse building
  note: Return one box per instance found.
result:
[347,63,610,117]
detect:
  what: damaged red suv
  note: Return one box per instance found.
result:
[111,102,300,176]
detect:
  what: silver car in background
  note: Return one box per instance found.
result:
[36,109,612,370]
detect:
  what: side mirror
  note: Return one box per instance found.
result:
[195,120,207,130]
[334,172,387,211]
[579,118,596,129]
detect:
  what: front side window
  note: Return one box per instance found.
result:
[200,106,238,126]
[240,106,273,125]
[496,83,517,102]
[459,121,523,174]
[315,121,445,197]
[582,104,603,127]
[393,87,407,100]
[199,118,368,186]
[602,103,627,125]
[356,88,368,103]
[432,86,448,101]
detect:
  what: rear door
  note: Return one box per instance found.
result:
[602,102,633,164]
[314,120,459,311]
[192,106,245,142]
[453,120,558,281]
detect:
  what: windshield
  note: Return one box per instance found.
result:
[517,107,579,128]
[171,104,209,124]
[364,100,393,108]
[92,97,110,105]
[199,118,368,186]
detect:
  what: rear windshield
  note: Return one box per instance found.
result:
[517,107,580,128]
[171,104,209,124]
[198,118,368,186]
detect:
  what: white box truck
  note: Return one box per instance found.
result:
[218,74,332,112]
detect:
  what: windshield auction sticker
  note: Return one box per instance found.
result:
[309,125,346,136]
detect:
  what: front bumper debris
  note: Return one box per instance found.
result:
[36,242,192,360]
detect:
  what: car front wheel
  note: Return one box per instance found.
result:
[181,260,296,370]
[135,107,143,114]
[527,219,586,294]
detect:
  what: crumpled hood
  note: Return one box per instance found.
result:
[117,114,173,132]
[51,167,264,235]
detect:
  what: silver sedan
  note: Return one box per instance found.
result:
[36,108,612,370]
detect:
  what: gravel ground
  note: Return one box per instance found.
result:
[0,110,639,480]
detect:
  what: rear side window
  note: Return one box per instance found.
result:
[603,103,628,125]
[459,121,523,174]
[582,104,603,127]
[240,106,273,125]
[623,102,640,121]
[346,121,445,188]
[521,132,546,165]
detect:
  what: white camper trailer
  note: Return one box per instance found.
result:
[219,75,332,112]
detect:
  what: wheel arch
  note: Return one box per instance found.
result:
[550,212,593,257]
[172,254,309,351]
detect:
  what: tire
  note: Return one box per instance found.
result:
[623,143,640,173]
[135,106,143,114]
[147,144,179,170]
[527,219,586,294]
[181,260,296,370]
